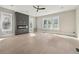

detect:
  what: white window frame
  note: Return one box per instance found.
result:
[52,16,59,30]
[42,18,48,30]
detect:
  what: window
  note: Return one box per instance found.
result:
[43,20,47,28]
[53,16,59,30]
[48,20,52,28]
[42,16,59,30]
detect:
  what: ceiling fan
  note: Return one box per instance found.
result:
[33,5,46,12]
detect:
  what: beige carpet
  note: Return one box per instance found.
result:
[0,33,79,54]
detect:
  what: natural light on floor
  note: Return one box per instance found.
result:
[0,38,6,41]
[29,33,36,37]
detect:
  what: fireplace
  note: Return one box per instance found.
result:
[17,25,28,29]
[15,25,29,35]
[15,12,29,35]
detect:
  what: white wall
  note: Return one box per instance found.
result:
[76,7,79,39]
[36,10,76,36]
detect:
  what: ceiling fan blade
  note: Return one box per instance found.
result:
[37,9,38,12]
[33,6,37,9]
[39,8,45,10]
[33,5,46,12]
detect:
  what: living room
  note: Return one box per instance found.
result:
[0,5,79,54]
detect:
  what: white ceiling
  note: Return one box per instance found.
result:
[0,5,78,17]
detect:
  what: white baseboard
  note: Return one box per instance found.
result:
[53,34,78,40]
